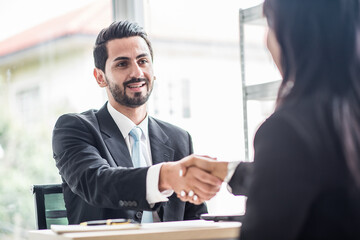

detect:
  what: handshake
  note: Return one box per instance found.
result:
[159,154,230,205]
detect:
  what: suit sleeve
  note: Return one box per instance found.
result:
[228,161,254,196]
[52,114,152,210]
[240,115,320,240]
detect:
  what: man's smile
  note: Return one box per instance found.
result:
[127,81,146,90]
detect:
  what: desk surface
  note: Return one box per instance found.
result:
[28,220,241,240]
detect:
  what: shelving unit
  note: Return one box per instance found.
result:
[239,3,282,161]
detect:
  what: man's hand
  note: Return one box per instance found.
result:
[179,155,229,181]
[158,155,229,204]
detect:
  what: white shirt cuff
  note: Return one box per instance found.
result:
[146,163,174,205]
[224,161,240,183]
[224,161,240,193]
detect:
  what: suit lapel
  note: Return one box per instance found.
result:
[96,104,133,167]
[96,105,175,167]
[148,117,178,221]
[148,117,175,165]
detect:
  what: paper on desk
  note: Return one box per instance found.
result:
[140,219,236,230]
[51,220,240,234]
[51,223,140,234]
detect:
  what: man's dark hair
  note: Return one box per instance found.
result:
[93,21,153,72]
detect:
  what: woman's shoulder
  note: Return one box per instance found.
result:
[255,98,336,165]
[264,98,331,136]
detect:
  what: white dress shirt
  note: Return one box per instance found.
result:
[107,103,173,206]
[224,161,241,193]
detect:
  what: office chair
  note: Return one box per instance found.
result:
[32,184,68,229]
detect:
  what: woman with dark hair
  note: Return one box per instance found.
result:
[179,0,360,238]
[237,0,360,239]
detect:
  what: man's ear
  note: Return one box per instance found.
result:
[93,68,108,87]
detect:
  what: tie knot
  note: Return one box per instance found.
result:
[129,127,142,141]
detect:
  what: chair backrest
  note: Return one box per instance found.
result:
[32,184,68,229]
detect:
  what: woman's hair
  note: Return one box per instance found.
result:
[263,0,360,186]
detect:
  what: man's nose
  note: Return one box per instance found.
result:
[129,63,144,78]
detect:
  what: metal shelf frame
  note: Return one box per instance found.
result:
[239,3,281,160]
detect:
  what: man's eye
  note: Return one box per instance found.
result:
[139,59,148,64]
[117,62,128,67]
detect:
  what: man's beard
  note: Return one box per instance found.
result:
[106,77,153,108]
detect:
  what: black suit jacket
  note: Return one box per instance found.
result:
[229,96,360,240]
[52,103,207,224]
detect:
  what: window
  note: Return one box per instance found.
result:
[181,78,191,118]
[16,86,40,124]
[0,1,112,238]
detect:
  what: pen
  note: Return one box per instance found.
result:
[80,218,132,226]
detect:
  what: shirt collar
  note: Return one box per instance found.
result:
[107,102,149,140]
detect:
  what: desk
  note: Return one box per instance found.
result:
[28,220,241,240]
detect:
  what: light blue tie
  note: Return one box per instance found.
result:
[129,127,153,223]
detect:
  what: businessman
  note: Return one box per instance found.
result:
[52,20,222,224]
